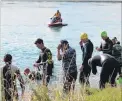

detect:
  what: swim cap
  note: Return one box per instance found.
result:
[116,77,122,85]
[80,33,88,39]
[24,68,30,75]
[101,31,107,37]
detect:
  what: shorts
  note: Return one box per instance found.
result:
[63,71,77,83]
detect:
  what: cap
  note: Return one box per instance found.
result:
[101,31,107,37]
[80,33,88,40]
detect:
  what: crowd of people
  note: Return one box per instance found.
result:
[1,31,122,101]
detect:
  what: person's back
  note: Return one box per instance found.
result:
[2,54,25,101]
[112,38,122,70]
[90,54,119,67]
[88,54,121,89]
[2,63,16,101]
[3,64,20,89]
[89,55,101,67]
[3,64,19,76]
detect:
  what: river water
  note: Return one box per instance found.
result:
[1,1,121,90]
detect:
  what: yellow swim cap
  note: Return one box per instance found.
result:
[80,33,88,39]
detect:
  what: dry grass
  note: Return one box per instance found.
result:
[31,85,122,101]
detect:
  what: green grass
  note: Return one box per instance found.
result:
[86,87,121,101]
[31,85,122,101]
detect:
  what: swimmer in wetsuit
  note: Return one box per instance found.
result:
[33,38,54,86]
[88,54,121,89]
[79,33,94,86]
[96,31,113,55]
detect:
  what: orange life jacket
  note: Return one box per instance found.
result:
[54,12,61,17]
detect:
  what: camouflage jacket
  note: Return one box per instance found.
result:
[62,46,77,73]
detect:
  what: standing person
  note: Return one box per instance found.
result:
[33,38,54,86]
[79,33,94,86]
[88,54,121,89]
[1,54,25,101]
[112,38,122,72]
[57,40,77,93]
[96,31,113,55]
[113,37,120,44]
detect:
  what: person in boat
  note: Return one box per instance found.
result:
[1,54,25,101]
[79,33,94,86]
[88,54,121,89]
[33,38,54,86]
[51,10,62,23]
[57,40,77,93]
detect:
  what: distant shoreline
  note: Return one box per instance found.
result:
[2,0,122,2]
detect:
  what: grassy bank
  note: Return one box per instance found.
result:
[31,85,122,101]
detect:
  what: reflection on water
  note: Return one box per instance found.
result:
[49,26,63,32]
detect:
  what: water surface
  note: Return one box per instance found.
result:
[1,1,121,88]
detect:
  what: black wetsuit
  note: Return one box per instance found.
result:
[88,54,121,89]
[100,37,113,55]
[2,64,25,101]
[36,47,54,85]
[79,39,94,85]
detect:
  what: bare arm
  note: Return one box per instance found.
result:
[16,70,25,94]
[57,49,62,60]
[57,44,63,60]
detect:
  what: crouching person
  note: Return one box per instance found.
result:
[88,54,121,89]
